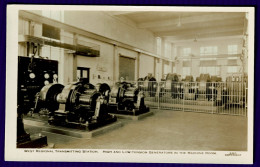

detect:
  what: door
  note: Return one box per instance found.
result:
[119,56,135,81]
[77,67,90,83]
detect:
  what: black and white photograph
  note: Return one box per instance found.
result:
[5,5,254,163]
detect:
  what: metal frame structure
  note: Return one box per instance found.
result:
[118,81,248,116]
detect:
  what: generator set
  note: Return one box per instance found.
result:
[195,74,211,100]
[18,56,58,114]
[160,73,182,98]
[35,82,117,130]
[183,75,197,100]
[108,82,150,115]
[151,73,228,104]
[206,76,225,104]
[226,74,248,107]
[137,74,157,97]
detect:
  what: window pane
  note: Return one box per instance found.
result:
[156,37,161,55]
[228,45,238,55]
[200,46,218,56]
[183,48,191,57]
[183,67,191,77]
[227,66,239,73]
[83,70,88,78]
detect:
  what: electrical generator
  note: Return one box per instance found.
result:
[137,74,157,97]
[160,73,182,98]
[108,82,149,115]
[35,82,116,130]
[196,74,211,100]
[183,75,197,100]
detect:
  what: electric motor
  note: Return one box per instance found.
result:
[108,82,149,115]
[35,82,116,129]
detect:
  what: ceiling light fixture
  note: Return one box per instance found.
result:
[194,34,199,42]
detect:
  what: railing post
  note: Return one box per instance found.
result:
[183,82,184,112]
[157,81,160,110]
[211,82,214,114]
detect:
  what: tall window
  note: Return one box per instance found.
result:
[182,48,191,61]
[200,46,218,56]
[183,67,191,77]
[200,67,220,76]
[173,66,177,73]
[165,42,172,59]
[183,48,191,57]
[228,45,238,55]
[228,45,238,59]
[156,37,162,56]
[164,64,170,75]
[227,66,239,73]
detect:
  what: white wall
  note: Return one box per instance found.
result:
[139,54,155,78]
[19,10,159,85]
[76,36,115,85]
[64,11,156,53]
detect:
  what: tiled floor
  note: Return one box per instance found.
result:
[24,109,247,151]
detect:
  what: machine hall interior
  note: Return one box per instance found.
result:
[16,9,250,150]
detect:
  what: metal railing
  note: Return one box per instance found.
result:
[112,80,248,116]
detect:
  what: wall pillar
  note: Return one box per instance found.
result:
[72,54,77,81]
[153,57,156,77]
[161,38,166,78]
[137,52,140,79]
[72,33,78,82]
[113,45,119,82]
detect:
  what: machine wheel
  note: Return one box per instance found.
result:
[36,84,64,114]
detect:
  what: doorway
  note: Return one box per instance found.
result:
[119,56,135,81]
[77,67,90,83]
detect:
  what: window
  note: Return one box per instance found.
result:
[173,66,177,73]
[199,66,220,76]
[182,48,191,61]
[164,64,171,75]
[183,67,191,77]
[183,48,191,57]
[227,66,239,73]
[228,45,238,55]
[165,42,172,59]
[200,46,218,56]
[156,37,162,56]
[77,67,90,83]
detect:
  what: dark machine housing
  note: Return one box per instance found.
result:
[137,74,157,97]
[226,74,247,107]
[183,75,197,100]
[35,82,116,130]
[161,73,182,98]
[196,74,211,100]
[108,82,149,115]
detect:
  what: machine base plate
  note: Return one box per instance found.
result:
[24,118,123,139]
[111,110,153,121]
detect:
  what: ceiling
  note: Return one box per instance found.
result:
[108,11,246,43]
